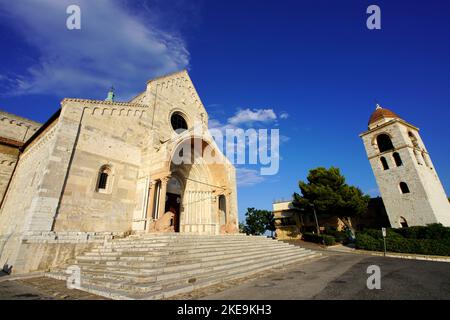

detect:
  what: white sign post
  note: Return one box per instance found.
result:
[381,227,387,257]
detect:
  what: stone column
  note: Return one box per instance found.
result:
[145,181,154,232]
[158,176,170,219]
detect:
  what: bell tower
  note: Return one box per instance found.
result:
[360,104,450,227]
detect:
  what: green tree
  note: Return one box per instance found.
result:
[292,167,370,223]
[238,222,246,233]
[242,208,275,236]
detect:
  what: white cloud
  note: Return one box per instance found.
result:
[0,0,190,98]
[236,168,265,187]
[280,112,289,119]
[228,108,277,125]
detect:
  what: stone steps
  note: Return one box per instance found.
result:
[79,249,313,293]
[50,250,319,299]
[71,246,303,280]
[77,243,292,263]
[82,241,290,257]
[76,245,302,269]
[45,234,320,299]
[100,238,279,249]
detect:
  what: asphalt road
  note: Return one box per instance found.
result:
[203,252,450,300]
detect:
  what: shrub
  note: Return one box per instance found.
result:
[393,223,450,240]
[322,234,336,246]
[361,228,402,240]
[302,232,336,246]
[355,232,450,256]
[324,229,348,243]
[355,233,384,251]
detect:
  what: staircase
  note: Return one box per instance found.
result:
[45,233,320,299]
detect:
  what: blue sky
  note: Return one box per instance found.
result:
[1,0,449,222]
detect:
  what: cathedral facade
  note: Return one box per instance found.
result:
[0,70,238,274]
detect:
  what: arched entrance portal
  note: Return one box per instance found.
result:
[144,136,237,235]
[219,195,227,225]
[169,137,227,235]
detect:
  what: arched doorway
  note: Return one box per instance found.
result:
[218,195,227,225]
[169,137,224,234]
[165,176,182,232]
[400,216,408,228]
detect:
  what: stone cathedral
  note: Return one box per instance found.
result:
[0,70,239,273]
[360,105,450,228]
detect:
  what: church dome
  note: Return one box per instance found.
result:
[368,105,400,126]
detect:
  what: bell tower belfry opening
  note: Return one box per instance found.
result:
[360,104,450,227]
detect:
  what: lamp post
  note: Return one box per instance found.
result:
[298,203,320,235]
[311,204,320,235]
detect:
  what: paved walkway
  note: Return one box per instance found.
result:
[1,248,450,300]
[0,276,106,300]
[201,252,450,300]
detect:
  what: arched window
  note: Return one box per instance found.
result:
[97,165,112,192]
[393,152,403,167]
[400,217,408,228]
[399,182,410,194]
[171,112,188,133]
[408,132,419,148]
[218,195,227,225]
[376,134,394,153]
[380,157,389,170]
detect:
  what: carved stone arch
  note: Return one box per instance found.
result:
[167,135,216,170]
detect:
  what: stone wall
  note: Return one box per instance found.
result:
[53,101,150,232]
[0,120,58,270]
[0,110,41,209]
[1,231,122,274]
[0,110,41,142]
[0,144,19,203]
